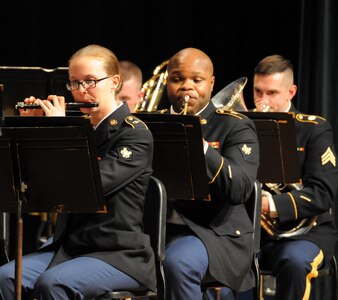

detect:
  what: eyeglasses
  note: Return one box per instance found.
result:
[66,76,110,91]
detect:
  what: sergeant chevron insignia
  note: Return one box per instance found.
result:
[321,147,336,167]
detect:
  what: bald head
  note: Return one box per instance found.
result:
[168,48,214,76]
[166,48,215,115]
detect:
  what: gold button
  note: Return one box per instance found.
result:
[236,230,241,235]
[110,119,118,126]
[200,119,207,125]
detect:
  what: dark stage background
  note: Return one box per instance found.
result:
[0,0,303,113]
[0,0,337,299]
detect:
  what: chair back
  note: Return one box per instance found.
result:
[143,176,167,299]
[201,180,262,297]
[244,180,262,297]
[96,176,167,300]
[143,176,167,260]
[245,180,262,255]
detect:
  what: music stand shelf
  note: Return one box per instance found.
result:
[242,112,301,183]
[0,116,104,213]
[0,116,104,300]
[135,113,210,201]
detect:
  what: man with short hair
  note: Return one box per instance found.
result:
[117,60,144,113]
[254,54,338,300]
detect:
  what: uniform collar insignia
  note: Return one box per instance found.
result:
[110,119,118,126]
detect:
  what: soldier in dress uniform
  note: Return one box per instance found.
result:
[0,44,155,299]
[162,47,260,300]
[254,54,338,300]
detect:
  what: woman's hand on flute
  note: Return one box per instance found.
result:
[19,96,44,116]
[19,95,66,116]
[40,95,66,116]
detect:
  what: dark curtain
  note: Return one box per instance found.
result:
[297,1,338,299]
[298,0,338,144]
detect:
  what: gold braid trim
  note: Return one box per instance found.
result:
[296,113,326,125]
[303,250,323,299]
[215,109,246,119]
[287,192,298,220]
[124,116,149,129]
[209,157,224,184]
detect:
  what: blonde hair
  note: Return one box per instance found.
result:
[69,44,122,93]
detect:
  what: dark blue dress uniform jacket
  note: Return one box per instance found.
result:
[42,103,156,291]
[263,104,338,264]
[171,102,260,291]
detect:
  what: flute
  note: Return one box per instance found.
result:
[15,102,99,110]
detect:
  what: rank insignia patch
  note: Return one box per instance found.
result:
[321,147,336,167]
[120,147,133,159]
[208,141,220,149]
[241,144,252,155]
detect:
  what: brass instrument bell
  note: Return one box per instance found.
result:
[211,77,248,111]
[135,60,169,113]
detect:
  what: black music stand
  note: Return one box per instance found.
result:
[0,116,104,299]
[0,84,7,267]
[242,112,301,183]
[135,113,210,201]
[0,83,3,118]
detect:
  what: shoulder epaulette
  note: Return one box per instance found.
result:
[124,115,149,129]
[296,113,326,125]
[216,109,247,120]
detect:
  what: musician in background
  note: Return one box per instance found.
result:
[0,44,155,299]
[117,60,144,113]
[164,47,260,300]
[254,54,338,300]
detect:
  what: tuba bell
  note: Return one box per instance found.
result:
[211,77,248,111]
[260,183,317,239]
[135,60,169,113]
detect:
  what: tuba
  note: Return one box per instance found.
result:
[212,77,317,239]
[135,60,169,113]
[260,183,317,239]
